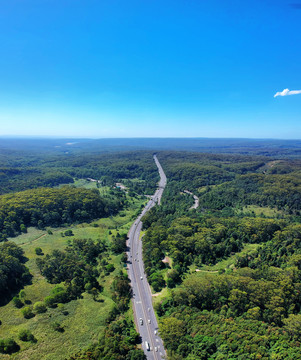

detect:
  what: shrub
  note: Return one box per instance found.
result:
[85,282,92,291]
[149,272,165,292]
[64,230,74,236]
[105,264,115,274]
[0,338,20,354]
[12,296,24,309]
[35,247,43,255]
[19,290,26,300]
[52,321,64,332]
[33,301,47,314]
[20,224,27,233]
[57,304,69,316]
[18,329,36,342]
[44,296,57,308]
[21,306,34,319]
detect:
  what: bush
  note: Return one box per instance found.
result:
[57,303,69,316]
[33,301,47,314]
[44,296,57,308]
[64,230,74,236]
[12,296,24,308]
[19,290,26,300]
[18,329,36,342]
[0,338,20,354]
[52,321,64,332]
[149,272,165,292]
[35,247,43,255]
[105,264,115,274]
[21,306,34,319]
[20,224,27,233]
[121,252,128,263]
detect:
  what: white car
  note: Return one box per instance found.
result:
[139,318,143,325]
[148,319,151,324]
[155,347,158,352]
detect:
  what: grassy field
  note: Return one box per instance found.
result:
[236,205,284,218]
[191,243,259,272]
[0,189,146,360]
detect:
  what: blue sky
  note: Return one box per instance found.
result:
[0,0,300,138]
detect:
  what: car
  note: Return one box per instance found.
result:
[139,318,143,325]
[154,330,157,335]
[140,276,143,280]
[155,347,158,352]
[145,341,150,351]
[148,319,151,324]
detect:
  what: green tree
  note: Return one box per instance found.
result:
[159,317,186,351]
[283,314,301,337]
[12,296,24,309]
[35,247,43,255]
[21,306,34,319]
[52,321,64,332]
[149,272,165,292]
[18,329,36,342]
[33,301,47,314]
[0,338,19,354]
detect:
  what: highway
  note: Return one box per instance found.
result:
[127,154,167,360]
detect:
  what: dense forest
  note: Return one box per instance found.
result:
[0,242,31,305]
[0,149,158,195]
[0,186,123,242]
[0,144,154,358]
[1,141,301,359]
[141,151,301,359]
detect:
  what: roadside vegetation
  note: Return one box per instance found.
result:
[1,142,301,359]
[0,161,148,359]
[142,151,301,359]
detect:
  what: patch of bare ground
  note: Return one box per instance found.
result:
[162,256,171,265]
[195,269,219,273]
[266,160,282,168]
[20,233,46,247]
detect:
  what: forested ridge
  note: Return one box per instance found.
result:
[0,186,121,242]
[0,147,152,358]
[0,150,158,195]
[141,151,301,359]
[1,145,301,359]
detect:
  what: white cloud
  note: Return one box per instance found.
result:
[274,88,301,97]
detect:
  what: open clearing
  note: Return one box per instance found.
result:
[0,189,146,360]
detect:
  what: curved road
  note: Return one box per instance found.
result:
[127,155,167,359]
[183,190,199,210]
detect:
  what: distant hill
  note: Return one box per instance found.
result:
[1,137,301,157]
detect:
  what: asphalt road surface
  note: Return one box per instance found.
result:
[127,155,167,360]
[183,190,199,209]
